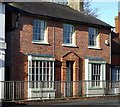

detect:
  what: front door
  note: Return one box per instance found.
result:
[66,61,73,97]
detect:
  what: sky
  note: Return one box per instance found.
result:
[91,1,118,27]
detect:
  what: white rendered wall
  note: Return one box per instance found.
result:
[0,3,5,42]
[0,2,6,100]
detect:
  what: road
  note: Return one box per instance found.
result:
[2,97,120,107]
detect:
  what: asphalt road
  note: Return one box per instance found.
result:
[2,97,120,107]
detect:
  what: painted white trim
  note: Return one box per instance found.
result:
[28,60,30,98]
[0,3,5,100]
[62,44,78,47]
[28,55,55,61]
[63,24,76,45]
[88,46,101,50]
[85,59,89,95]
[85,59,89,80]
[0,3,5,43]
[85,59,106,88]
[32,41,49,45]
[33,20,49,44]
[52,61,54,88]
[88,27,101,49]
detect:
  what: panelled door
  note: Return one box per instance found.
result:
[66,61,73,97]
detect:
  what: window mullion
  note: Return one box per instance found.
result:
[52,62,54,88]
[34,61,36,88]
[45,61,47,88]
[42,62,43,81]
[49,62,51,88]
[38,61,40,88]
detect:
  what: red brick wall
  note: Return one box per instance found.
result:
[115,16,120,38]
[113,16,120,66]
[6,13,111,81]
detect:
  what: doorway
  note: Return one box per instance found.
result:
[66,61,74,97]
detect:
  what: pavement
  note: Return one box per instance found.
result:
[1,96,120,107]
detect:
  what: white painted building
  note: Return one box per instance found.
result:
[0,2,6,100]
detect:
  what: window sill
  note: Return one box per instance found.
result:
[88,46,101,50]
[88,87,104,90]
[32,41,49,45]
[29,88,56,92]
[62,44,78,48]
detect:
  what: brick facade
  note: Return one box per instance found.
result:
[5,7,111,98]
[6,13,111,81]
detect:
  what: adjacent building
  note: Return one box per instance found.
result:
[0,2,6,100]
[112,1,120,81]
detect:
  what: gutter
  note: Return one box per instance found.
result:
[6,3,114,29]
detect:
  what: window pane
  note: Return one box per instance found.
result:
[36,75,38,81]
[32,75,34,81]
[36,68,38,75]
[36,61,38,67]
[43,75,45,81]
[89,28,98,46]
[91,63,101,87]
[43,61,46,67]
[29,68,32,74]
[40,75,42,81]
[50,69,53,75]
[63,24,74,44]
[29,61,32,67]
[51,75,53,81]
[47,75,49,81]
[28,60,54,88]
[29,75,32,81]
[33,19,46,41]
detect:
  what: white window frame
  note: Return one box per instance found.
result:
[88,27,100,49]
[91,63,101,87]
[112,66,120,81]
[28,55,55,90]
[62,24,76,47]
[32,19,48,44]
[85,59,106,89]
[112,66,120,88]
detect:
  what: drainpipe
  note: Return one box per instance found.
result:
[110,29,113,81]
[53,27,55,57]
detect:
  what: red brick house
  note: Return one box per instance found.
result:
[5,2,112,99]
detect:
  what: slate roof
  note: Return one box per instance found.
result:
[6,2,112,28]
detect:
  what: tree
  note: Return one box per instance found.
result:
[83,0,99,17]
[40,0,100,18]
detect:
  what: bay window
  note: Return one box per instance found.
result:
[28,55,55,89]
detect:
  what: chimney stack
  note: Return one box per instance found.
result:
[115,1,120,38]
[68,0,84,12]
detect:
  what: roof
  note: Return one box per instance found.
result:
[6,2,112,28]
